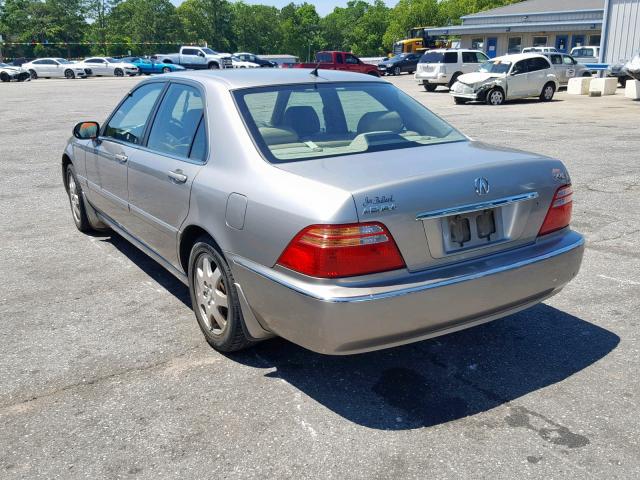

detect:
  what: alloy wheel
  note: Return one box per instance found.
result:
[195,253,229,335]
[67,171,81,224]
[544,85,554,100]
[489,90,504,105]
[394,66,401,76]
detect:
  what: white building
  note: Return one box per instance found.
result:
[425,0,604,58]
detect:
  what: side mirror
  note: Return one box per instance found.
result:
[73,121,100,140]
[198,52,205,57]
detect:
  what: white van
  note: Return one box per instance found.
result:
[415,49,489,91]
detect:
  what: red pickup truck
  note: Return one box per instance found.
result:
[292,51,379,76]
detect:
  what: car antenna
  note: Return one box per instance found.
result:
[310,63,321,77]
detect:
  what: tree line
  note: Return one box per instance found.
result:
[0,0,519,60]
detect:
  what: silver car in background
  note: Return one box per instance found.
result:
[62,69,583,355]
[541,52,591,85]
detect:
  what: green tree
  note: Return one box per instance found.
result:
[279,2,321,60]
[106,0,181,55]
[177,0,234,52]
[231,2,281,54]
[382,0,439,50]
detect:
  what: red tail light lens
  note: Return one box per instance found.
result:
[538,184,573,236]
[277,222,406,278]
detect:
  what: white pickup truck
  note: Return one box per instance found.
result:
[153,46,232,70]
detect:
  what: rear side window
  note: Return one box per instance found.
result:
[182,49,199,56]
[316,52,332,63]
[147,83,204,158]
[527,57,550,71]
[444,52,458,63]
[104,83,165,145]
[462,52,476,63]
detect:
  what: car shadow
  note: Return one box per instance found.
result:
[99,231,619,431]
[99,232,191,307]
[229,305,618,430]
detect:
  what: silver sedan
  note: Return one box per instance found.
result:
[62,69,584,354]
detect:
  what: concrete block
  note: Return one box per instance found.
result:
[589,77,618,96]
[567,77,592,95]
[625,79,640,99]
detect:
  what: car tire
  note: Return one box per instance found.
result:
[0,72,9,82]
[393,66,401,76]
[114,68,124,77]
[448,72,461,89]
[208,62,219,70]
[424,84,437,92]
[188,238,254,353]
[162,67,170,73]
[453,96,467,105]
[486,88,505,105]
[64,69,75,79]
[540,82,556,102]
[618,77,627,88]
[65,164,93,232]
[29,69,37,80]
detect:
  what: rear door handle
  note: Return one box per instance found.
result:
[168,169,188,183]
[115,153,128,163]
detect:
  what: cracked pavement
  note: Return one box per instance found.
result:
[0,76,638,479]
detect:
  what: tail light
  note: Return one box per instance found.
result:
[277,222,406,278]
[538,184,573,236]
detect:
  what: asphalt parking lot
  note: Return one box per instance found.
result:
[1,75,639,479]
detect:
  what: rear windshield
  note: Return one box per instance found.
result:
[233,82,466,163]
[479,60,511,74]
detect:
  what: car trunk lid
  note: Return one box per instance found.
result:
[276,140,567,272]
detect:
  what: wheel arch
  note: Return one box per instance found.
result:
[62,153,73,192]
[178,224,224,274]
[207,61,220,69]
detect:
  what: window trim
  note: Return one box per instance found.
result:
[143,81,208,164]
[99,78,210,165]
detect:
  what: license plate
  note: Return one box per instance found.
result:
[444,209,499,251]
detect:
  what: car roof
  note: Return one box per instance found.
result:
[493,53,549,62]
[159,68,387,90]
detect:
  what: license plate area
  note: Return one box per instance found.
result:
[442,208,504,253]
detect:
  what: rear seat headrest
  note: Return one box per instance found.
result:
[357,111,403,134]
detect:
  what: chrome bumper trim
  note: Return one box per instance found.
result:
[416,192,539,220]
[231,233,584,304]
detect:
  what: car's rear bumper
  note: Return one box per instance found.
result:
[230,230,584,355]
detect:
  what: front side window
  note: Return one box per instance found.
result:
[345,54,359,65]
[103,83,165,145]
[563,55,576,65]
[147,84,204,158]
[234,82,466,163]
[511,60,528,75]
[201,48,217,55]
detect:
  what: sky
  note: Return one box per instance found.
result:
[171,0,397,17]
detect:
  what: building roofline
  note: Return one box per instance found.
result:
[461,8,604,19]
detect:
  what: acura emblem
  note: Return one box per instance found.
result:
[474,177,490,196]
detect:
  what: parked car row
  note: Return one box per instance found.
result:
[1,47,280,83]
